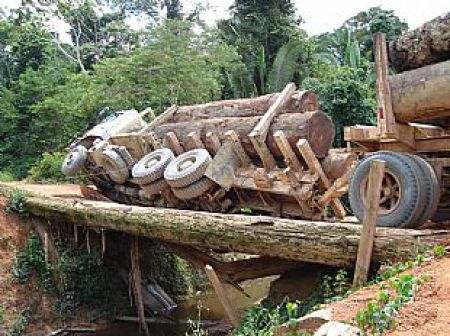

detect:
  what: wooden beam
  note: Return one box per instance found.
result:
[187,131,204,150]
[130,236,150,336]
[11,187,450,267]
[224,130,251,167]
[205,132,222,155]
[249,134,277,171]
[205,265,238,327]
[145,131,162,150]
[273,130,303,172]
[163,131,184,155]
[138,104,178,134]
[250,83,296,141]
[353,159,385,286]
[296,139,346,219]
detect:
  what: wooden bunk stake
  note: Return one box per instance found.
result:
[205,264,238,327]
[138,104,178,134]
[273,130,302,172]
[225,130,251,167]
[163,131,184,155]
[187,131,204,149]
[147,131,162,150]
[353,159,385,287]
[130,236,150,336]
[249,134,277,171]
[297,139,346,219]
[205,132,221,155]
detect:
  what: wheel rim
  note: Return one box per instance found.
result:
[145,155,161,169]
[177,156,196,171]
[360,169,402,215]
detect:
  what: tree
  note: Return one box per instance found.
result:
[218,0,304,95]
[304,66,376,147]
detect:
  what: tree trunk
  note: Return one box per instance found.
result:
[389,12,450,72]
[390,60,450,125]
[153,110,335,159]
[170,91,319,123]
[13,191,449,267]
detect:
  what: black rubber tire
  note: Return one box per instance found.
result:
[61,146,87,176]
[132,148,174,185]
[348,152,422,228]
[140,178,169,195]
[99,148,129,184]
[406,154,440,228]
[164,149,211,188]
[172,177,215,200]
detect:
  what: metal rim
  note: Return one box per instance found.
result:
[360,169,402,215]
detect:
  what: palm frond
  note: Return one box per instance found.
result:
[268,41,305,92]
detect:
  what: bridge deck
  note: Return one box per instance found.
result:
[1,183,449,267]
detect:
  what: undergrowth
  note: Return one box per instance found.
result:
[3,189,29,216]
[8,304,34,336]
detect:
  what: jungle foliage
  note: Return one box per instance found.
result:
[0,1,406,181]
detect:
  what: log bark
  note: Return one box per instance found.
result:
[170,91,319,123]
[390,60,450,124]
[153,111,335,159]
[9,187,449,268]
[389,12,450,72]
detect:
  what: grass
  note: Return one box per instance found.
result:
[0,171,17,182]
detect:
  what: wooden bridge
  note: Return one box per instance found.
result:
[2,183,449,268]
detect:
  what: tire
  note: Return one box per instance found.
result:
[99,148,129,184]
[348,152,421,228]
[164,149,212,188]
[61,146,87,176]
[406,154,440,228]
[172,177,215,200]
[141,178,169,195]
[132,148,175,185]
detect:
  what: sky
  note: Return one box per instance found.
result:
[3,0,450,36]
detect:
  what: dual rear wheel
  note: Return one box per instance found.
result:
[349,152,440,228]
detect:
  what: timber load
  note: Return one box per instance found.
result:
[61,84,356,222]
[389,12,450,72]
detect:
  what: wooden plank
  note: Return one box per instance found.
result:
[318,163,357,207]
[138,105,178,134]
[187,131,204,150]
[250,83,296,140]
[205,265,238,327]
[353,159,385,286]
[296,139,346,219]
[224,130,251,167]
[130,236,151,336]
[249,133,277,171]
[163,131,184,155]
[146,131,162,150]
[273,130,303,172]
[205,132,222,155]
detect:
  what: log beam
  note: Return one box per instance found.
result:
[5,185,449,268]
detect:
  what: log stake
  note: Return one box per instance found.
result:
[353,159,385,287]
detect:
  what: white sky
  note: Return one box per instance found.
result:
[2,0,450,36]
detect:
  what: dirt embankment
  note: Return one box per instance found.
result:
[326,255,450,335]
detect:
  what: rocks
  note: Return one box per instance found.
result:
[314,321,363,336]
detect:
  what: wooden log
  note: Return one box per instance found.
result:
[9,187,449,267]
[390,60,450,125]
[153,111,335,159]
[353,159,385,287]
[170,90,319,123]
[389,12,450,72]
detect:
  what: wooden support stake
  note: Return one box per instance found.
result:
[138,104,177,134]
[101,229,106,257]
[297,139,346,219]
[86,229,91,255]
[353,159,385,287]
[273,130,303,172]
[249,134,277,171]
[130,236,151,336]
[187,131,204,149]
[225,130,251,167]
[205,132,221,155]
[163,131,184,155]
[205,264,238,327]
[251,83,296,140]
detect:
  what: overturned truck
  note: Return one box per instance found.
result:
[62,87,355,221]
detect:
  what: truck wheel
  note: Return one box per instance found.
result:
[141,178,169,195]
[99,148,129,184]
[61,145,87,176]
[348,152,421,227]
[406,154,440,228]
[132,148,174,185]
[164,149,211,188]
[172,177,215,200]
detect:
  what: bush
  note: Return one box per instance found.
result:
[27,152,65,182]
[4,189,29,216]
[0,170,17,182]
